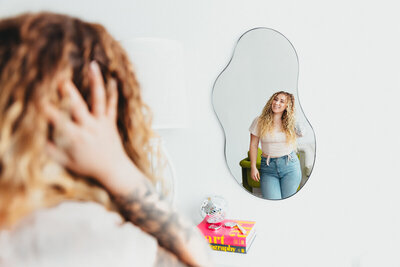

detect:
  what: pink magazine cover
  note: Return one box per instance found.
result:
[197,218,256,254]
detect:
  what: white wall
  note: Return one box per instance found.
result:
[1,1,400,266]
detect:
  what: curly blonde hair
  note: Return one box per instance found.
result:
[258,91,296,144]
[0,12,154,227]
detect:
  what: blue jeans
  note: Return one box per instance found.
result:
[260,151,301,200]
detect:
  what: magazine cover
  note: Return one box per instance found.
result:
[197,218,256,254]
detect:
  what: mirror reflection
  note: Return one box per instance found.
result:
[212,28,316,200]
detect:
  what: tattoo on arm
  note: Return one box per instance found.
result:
[113,179,205,266]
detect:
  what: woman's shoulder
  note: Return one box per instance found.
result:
[0,201,157,267]
[249,116,260,136]
[250,116,260,126]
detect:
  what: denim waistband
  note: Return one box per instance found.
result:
[261,151,295,166]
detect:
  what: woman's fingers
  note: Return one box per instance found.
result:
[60,80,90,124]
[45,141,69,166]
[42,102,78,147]
[42,102,65,129]
[253,175,259,182]
[106,78,118,120]
[89,61,106,117]
[252,171,260,182]
[250,168,260,182]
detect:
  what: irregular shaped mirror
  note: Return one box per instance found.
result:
[212,28,315,200]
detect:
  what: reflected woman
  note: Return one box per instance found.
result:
[249,91,302,200]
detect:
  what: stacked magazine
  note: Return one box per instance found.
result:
[197,218,256,254]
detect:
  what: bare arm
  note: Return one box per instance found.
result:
[249,134,260,182]
[105,157,211,267]
[43,62,211,267]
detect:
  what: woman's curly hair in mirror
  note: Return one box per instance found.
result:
[257,91,296,144]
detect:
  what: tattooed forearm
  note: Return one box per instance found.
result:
[112,177,211,267]
[115,189,195,256]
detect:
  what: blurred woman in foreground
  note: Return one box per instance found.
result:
[0,12,210,267]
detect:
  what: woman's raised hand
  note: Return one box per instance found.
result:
[44,61,130,184]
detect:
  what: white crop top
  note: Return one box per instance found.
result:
[249,116,300,158]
